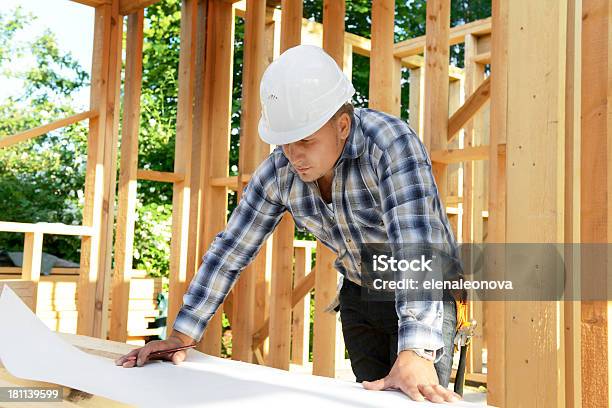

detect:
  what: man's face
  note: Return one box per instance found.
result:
[281,113,351,182]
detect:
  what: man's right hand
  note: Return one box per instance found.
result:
[114,330,196,368]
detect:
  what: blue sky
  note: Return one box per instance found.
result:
[0,0,94,107]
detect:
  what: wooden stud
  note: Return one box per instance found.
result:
[422,0,450,206]
[21,231,43,312]
[290,246,312,365]
[166,0,197,334]
[504,0,567,405]
[312,243,337,377]
[280,0,302,51]
[110,10,144,343]
[409,67,426,141]
[484,0,508,403]
[461,33,486,374]
[232,0,268,364]
[369,0,395,114]
[184,0,209,344]
[563,0,582,406]
[581,0,611,407]
[322,0,344,65]
[78,0,122,339]
[268,215,295,370]
[98,0,124,340]
[197,0,236,355]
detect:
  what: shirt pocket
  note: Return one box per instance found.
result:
[347,187,384,229]
[352,205,385,229]
[289,201,328,238]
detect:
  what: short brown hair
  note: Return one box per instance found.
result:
[331,102,354,122]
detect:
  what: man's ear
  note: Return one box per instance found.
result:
[337,112,351,140]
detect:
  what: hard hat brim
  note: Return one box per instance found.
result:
[258,105,340,145]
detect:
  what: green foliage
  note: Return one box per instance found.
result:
[0,7,89,262]
[132,201,172,277]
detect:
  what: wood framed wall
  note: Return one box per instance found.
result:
[3,1,610,404]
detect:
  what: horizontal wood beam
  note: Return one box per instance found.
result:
[473,51,491,65]
[394,17,492,58]
[402,54,464,80]
[0,111,96,149]
[136,169,185,183]
[70,0,112,7]
[210,174,252,189]
[430,145,490,164]
[448,76,491,142]
[293,240,317,249]
[0,221,94,236]
[119,0,161,15]
[252,269,316,348]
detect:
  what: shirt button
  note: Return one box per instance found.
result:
[346,238,352,243]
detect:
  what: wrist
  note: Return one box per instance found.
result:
[169,329,197,346]
[401,348,436,362]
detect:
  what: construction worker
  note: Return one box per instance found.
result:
[116,44,463,404]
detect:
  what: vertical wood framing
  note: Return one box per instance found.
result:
[368,0,395,114]
[504,0,567,405]
[408,67,425,141]
[167,0,197,335]
[462,33,486,374]
[312,243,337,377]
[191,0,213,349]
[322,0,344,66]
[78,1,122,338]
[268,214,294,369]
[110,9,144,342]
[22,232,43,311]
[99,1,124,340]
[564,0,582,406]
[581,0,611,407]
[422,0,450,208]
[184,0,209,338]
[256,11,279,363]
[291,246,312,365]
[232,0,268,364]
[198,0,235,355]
[485,0,508,403]
[280,0,302,51]
[266,0,302,370]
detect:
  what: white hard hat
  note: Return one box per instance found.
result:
[258,44,355,145]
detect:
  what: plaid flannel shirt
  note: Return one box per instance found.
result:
[173,108,461,363]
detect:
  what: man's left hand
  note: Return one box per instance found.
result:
[362,350,462,403]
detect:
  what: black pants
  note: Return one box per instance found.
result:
[338,277,457,387]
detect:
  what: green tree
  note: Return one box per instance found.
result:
[0,7,89,262]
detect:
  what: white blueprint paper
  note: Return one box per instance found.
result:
[0,285,484,407]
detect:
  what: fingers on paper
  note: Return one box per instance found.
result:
[417,384,461,403]
[115,348,140,366]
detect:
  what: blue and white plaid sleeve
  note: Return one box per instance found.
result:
[173,155,286,342]
[376,129,447,363]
